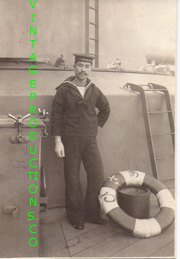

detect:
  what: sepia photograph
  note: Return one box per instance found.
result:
[0,0,177,258]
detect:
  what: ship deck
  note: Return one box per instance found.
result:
[40,179,175,258]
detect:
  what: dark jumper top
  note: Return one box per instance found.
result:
[51,76,110,137]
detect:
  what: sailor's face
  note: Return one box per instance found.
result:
[74,61,92,80]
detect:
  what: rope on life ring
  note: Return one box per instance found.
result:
[99,170,175,238]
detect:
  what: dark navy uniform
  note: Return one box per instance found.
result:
[51,75,110,226]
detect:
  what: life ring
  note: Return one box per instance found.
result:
[99,170,175,238]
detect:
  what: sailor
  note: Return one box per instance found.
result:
[51,53,110,230]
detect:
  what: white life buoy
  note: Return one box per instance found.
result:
[99,170,175,238]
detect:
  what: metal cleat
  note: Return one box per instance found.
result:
[8,113,31,144]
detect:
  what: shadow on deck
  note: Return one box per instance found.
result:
[40,179,175,258]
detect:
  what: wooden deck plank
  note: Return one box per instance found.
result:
[111,223,175,257]
[40,222,70,257]
[40,207,66,224]
[61,216,101,241]
[66,222,121,256]
[151,241,174,257]
[39,180,175,257]
[72,225,140,257]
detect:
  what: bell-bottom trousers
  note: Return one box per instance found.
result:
[62,136,105,225]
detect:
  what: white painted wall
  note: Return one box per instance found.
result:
[0,0,176,68]
[0,0,85,65]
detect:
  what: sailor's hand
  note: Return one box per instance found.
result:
[54,136,65,158]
